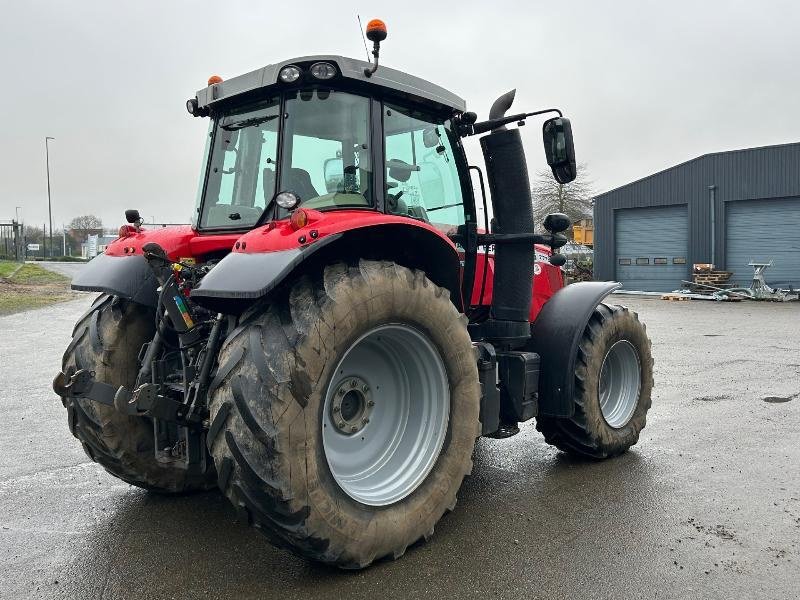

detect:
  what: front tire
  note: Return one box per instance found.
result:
[536,303,653,458]
[207,261,480,568]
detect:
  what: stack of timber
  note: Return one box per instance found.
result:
[689,270,733,295]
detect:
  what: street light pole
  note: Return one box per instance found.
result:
[45,136,55,258]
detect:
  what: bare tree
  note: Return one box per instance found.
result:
[68,215,103,244]
[532,163,594,231]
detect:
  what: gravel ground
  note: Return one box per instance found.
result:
[0,289,798,600]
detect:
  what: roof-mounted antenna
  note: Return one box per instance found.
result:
[363,19,387,78]
[357,15,370,62]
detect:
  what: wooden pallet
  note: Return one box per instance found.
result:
[661,293,692,301]
[693,272,732,284]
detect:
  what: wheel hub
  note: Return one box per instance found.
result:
[330,376,374,434]
[598,339,641,428]
[321,324,450,507]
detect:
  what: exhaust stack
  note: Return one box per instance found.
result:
[479,89,536,345]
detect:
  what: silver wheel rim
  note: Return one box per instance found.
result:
[598,340,641,428]
[322,324,449,507]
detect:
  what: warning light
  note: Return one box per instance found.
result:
[366,19,387,42]
[207,75,223,86]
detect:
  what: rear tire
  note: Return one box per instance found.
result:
[61,295,215,492]
[207,261,480,568]
[536,303,653,458]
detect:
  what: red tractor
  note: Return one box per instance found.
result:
[54,21,652,569]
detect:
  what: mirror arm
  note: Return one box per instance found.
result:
[463,108,563,137]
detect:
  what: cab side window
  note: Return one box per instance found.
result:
[383,104,465,233]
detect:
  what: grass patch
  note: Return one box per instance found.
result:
[0,291,75,315]
[0,262,75,316]
[0,260,20,278]
[10,263,70,285]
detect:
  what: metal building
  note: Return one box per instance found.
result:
[593,142,800,292]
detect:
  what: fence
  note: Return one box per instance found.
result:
[0,221,24,261]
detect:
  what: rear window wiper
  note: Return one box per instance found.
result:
[222,114,278,131]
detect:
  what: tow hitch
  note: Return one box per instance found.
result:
[53,369,204,426]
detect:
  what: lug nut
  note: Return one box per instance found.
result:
[350,380,357,388]
[367,400,375,407]
[338,389,345,396]
[350,425,358,432]
[333,406,340,413]
[362,385,369,393]
[362,418,369,425]
[337,421,346,429]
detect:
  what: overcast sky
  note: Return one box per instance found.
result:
[2,0,799,230]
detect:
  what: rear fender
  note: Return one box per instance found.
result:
[71,253,159,307]
[529,281,621,417]
[191,223,463,314]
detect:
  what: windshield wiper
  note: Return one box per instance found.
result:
[222,114,278,131]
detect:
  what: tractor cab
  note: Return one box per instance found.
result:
[191,59,473,243]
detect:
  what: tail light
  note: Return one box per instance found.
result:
[290,209,309,230]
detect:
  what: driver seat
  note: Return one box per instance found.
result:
[285,168,319,201]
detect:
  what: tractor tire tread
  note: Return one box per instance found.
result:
[536,303,653,459]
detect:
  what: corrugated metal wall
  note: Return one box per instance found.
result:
[594,142,800,282]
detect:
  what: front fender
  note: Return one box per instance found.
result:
[71,253,159,306]
[529,281,622,418]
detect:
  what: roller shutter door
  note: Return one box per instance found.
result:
[615,205,689,292]
[725,197,800,289]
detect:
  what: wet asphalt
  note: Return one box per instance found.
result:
[1,266,798,599]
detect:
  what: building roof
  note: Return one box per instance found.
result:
[195,55,466,113]
[595,141,800,202]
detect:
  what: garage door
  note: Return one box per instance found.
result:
[725,197,800,289]
[615,205,689,292]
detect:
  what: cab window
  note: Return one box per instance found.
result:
[383,104,465,233]
[201,98,280,228]
[280,91,373,210]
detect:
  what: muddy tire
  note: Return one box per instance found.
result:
[536,304,653,459]
[61,295,215,492]
[207,260,480,568]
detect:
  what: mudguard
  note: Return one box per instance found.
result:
[529,281,622,418]
[190,234,342,312]
[71,253,159,307]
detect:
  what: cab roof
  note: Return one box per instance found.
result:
[195,55,466,114]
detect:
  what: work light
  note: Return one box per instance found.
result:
[279,65,301,83]
[275,191,300,210]
[310,62,336,80]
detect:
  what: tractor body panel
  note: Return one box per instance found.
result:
[191,210,463,312]
[470,245,564,323]
[528,281,622,417]
[71,225,241,306]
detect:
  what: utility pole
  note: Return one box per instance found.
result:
[15,207,22,262]
[45,136,55,258]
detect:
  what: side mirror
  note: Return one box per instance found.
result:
[387,158,420,182]
[542,117,576,184]
[543,213,571,234]
[323,158,343,193]
[422,127,439,148]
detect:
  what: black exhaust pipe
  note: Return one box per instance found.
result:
[479,89,535,345]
